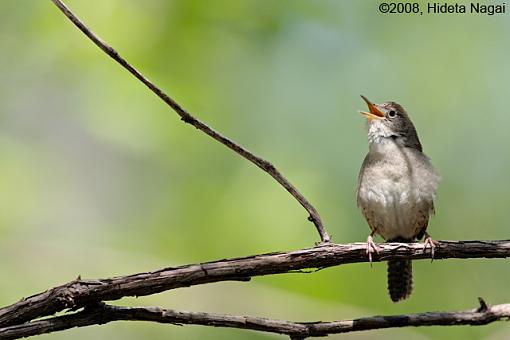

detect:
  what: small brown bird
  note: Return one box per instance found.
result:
[356,96,440,302]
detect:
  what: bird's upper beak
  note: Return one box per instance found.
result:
[359,95,385,120]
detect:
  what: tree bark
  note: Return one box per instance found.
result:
[1,299,509,339]
[1,240,509,328]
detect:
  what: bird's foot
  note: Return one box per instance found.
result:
[366,235,380,266]
[423,233,438,261]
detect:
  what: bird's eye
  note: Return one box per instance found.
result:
[387,110,396,118]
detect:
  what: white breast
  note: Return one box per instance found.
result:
[357,139,439,240]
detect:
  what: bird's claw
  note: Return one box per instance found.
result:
[366,235,380,266]
[423,233,437,261]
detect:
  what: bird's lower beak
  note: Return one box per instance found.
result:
[359,95,385,120]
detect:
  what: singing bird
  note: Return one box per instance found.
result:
[356,96,440,302]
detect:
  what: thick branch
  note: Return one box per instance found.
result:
[48,0,330,243]
[1,299,509,339]
[1,240,509,328]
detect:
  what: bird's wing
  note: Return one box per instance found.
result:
[415,201,435,240]
[355,153,371,208]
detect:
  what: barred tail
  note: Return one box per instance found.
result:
[387,259,413,302]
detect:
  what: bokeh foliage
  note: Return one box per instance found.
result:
[1,1,509,339]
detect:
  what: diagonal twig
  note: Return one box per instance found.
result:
[49,0,330,243]
[1,299,510,339]
[1,239,509,328]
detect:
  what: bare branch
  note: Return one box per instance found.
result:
[1,240,509,328]
[1,299,510,339]
[48,0,330,243]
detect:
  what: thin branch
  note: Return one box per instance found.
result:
[2,299,510,339]
[1,240,509,328]
[48,0,330,243]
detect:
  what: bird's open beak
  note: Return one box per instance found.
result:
[359,95,385,120]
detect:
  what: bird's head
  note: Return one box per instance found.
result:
[359,95,422,151]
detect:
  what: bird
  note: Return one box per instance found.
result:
[356,95,440,302]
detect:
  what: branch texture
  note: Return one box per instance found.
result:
[1,240,509,329]
[49,0,330,243]
[1,300,509,339]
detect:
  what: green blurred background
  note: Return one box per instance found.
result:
[1,0,509,339]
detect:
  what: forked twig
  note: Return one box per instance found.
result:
[49,0,330,243]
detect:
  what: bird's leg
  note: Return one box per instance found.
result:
[366,232,380,265]
[423,232,438,261]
